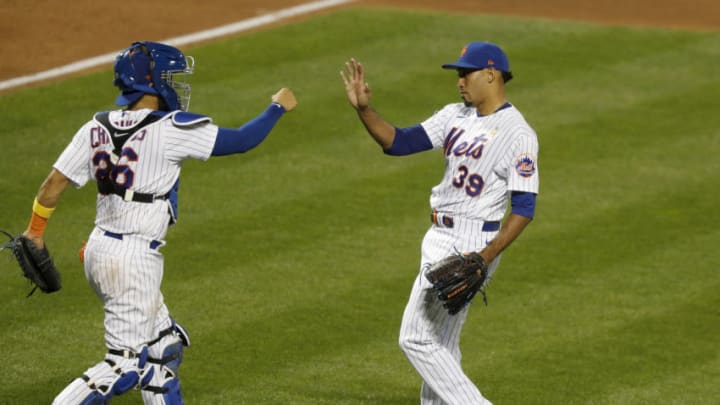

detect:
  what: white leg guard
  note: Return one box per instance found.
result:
[53,347,153,405]
[141,322,189,405]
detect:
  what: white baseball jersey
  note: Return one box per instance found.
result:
[54,109,218,241]
[52,108,217,354]
[50,107,260,404]
[421,102,539,221]
[398,102,539,405]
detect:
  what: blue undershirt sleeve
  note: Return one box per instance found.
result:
[384,125,434,156]
[510,191,537,218]
[211,103,285,156]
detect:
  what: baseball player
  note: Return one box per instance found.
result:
[341,42,539,404]
[21,41,296,404]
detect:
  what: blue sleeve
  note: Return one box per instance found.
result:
[511,191,537,218]
[211,103,285,156]
[383,125,434,156]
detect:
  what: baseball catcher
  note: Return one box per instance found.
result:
[1,230,61,296]
[425,251,489,315]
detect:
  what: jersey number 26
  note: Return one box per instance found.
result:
[93,147,138,190]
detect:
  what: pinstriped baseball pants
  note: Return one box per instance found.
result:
[399,222,500,405]
[84,227,172,352]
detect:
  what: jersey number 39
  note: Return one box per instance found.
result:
[452,165,484,197]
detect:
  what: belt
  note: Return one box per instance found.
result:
[107,348,142,359]
[104,231,162,250]
[430,211,500,232]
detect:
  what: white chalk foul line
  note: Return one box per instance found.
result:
[0,0,353,92]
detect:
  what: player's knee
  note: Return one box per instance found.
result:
[107,347,154,396]
[148,322,189,374]
[160,339,184,374]
[142,323,189,404]
[53,347,152,404]
[398,335,412,353]
[173,321,191,347]
[398,334,428,357]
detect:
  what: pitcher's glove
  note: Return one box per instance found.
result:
[1,231,61,296]
[425,252,489,315]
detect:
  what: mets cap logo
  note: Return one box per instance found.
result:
[460,45,468,56]
[514,153,537,178]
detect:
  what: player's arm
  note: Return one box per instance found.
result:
[23,169,71,247]
[479,191,536,263]
[354,106,396,149]
[341,59,433,155]
[211,88,297,156]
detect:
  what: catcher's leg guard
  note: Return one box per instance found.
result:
[52,347,153,405]
[141,322,190,405]
[51,378,105,405]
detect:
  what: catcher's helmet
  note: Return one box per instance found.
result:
[113,41,194,111]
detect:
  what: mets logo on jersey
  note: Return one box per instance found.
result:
[514,153,537,178]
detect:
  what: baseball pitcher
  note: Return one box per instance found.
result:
[341,42,539,404]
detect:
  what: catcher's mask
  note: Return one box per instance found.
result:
[113,41,194,111]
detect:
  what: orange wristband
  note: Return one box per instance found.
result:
[28,198,54,238]
[28,212,48,238]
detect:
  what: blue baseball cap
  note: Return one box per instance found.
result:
[442,42,510,72]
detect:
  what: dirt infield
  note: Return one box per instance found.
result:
[1,0,718,85]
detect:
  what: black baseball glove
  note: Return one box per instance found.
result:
[1,231,61,296]
[425,251,489,315]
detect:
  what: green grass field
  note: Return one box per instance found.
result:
[1,7,719,404]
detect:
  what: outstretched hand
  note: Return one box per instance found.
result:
[272,87,297,112]
[341,58,371,111]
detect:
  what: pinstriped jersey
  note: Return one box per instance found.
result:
[420,102,539,221]
[54,109,218,240]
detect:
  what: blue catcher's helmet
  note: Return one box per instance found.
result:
[113,41,195,111]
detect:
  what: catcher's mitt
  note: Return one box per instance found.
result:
[1,231,61,296]
[425,251,489,315]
